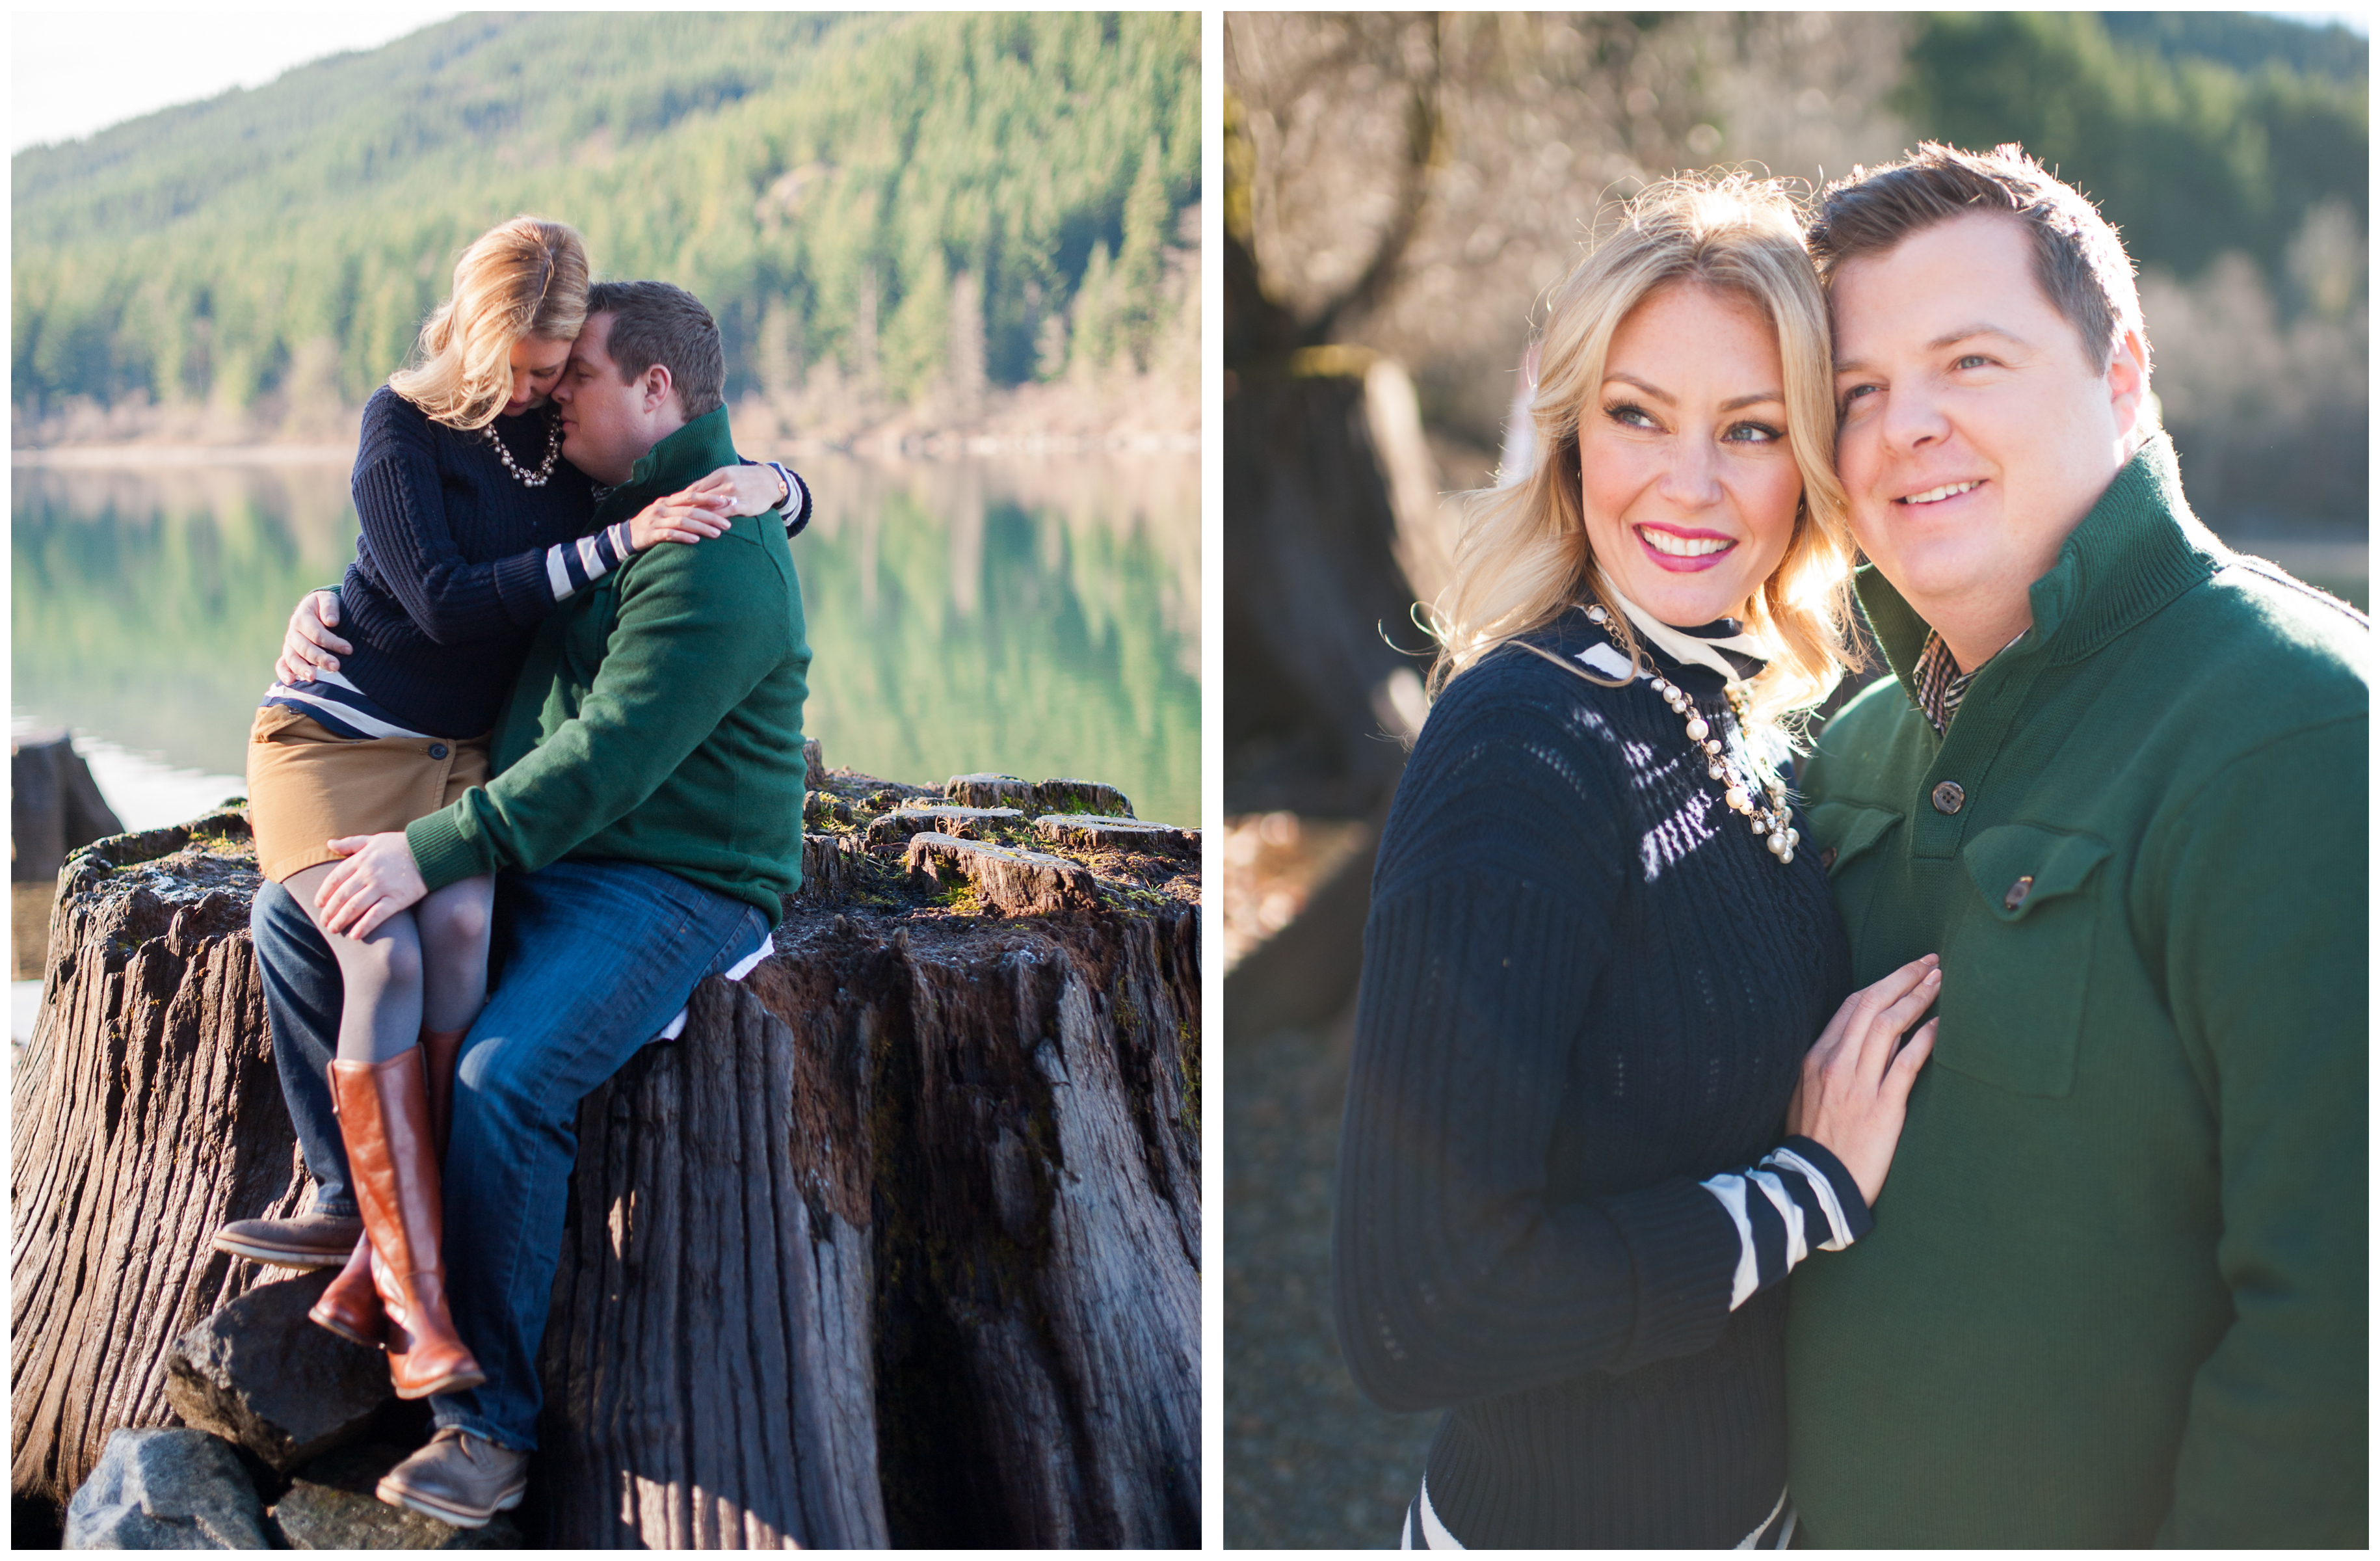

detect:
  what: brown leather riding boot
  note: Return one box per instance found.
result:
[328,1050,485,1400]
[309,1030,469,1350]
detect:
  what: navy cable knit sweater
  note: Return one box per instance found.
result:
[1332,609,1855,1547]
[337,386,610,738]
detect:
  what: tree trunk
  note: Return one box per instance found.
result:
[14,779,1202,1548]
[9,810,302,1514]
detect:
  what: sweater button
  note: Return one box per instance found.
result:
[429,743,449,760]
[2004,874,2034,910]
[1931,780,1965,814]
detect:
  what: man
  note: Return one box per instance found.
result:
[1788,142,2364,1545]
[233,280,810,1525]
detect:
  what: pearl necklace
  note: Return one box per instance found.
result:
[1586,604,1801,864]
[486,412,564,487]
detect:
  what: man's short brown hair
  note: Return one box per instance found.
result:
[586,280,726,419]
[1808,142,2147,373]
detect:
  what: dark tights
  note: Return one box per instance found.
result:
[282,863,494,1062]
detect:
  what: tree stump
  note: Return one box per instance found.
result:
[14,769,1201,1548]
[10,809,302,1513]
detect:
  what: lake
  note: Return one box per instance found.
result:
[11,450,1202,832]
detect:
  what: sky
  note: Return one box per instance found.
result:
[8,7,2371,153]
[10,7,462,152]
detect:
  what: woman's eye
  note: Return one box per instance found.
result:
[1606,402,1659,430]
[1725,421,1783,444]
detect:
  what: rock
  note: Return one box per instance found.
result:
[942,772,1037,808]
[903,833,1108,917]
[1031,778,1134,819]
[864,804,1025,850]
[62,1427,270,1549]
[1033,814,1198,857]
[271,1443,522,1550]
[163,1272,391,1474]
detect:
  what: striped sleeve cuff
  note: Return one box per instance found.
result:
[1699,1136,1873,1311]
[777,466,812,537]
[544,520,635,602]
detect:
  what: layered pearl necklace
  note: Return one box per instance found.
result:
[1585,603,1801,865]
[486,412,564,487]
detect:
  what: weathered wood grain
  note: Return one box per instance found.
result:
[10,810,302,1512]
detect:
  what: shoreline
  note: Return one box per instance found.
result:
[12,429,1200,470]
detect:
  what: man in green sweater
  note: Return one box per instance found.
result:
[1787,142,2365,1545]
[310,280,810,1524]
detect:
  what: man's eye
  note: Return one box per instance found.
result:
[1953,354,1990,370]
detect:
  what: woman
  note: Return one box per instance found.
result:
[235,215,799,1398]
[1331,175,1940,1548]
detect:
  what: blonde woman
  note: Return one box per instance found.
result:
[1332,176,1943,1547]
[218,216,802,1400]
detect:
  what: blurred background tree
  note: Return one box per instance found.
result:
[12,12,1200,444]
[1222,12,2367,1549]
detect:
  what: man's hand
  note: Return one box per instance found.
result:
[627,486,734,550]
[691,462,786,518]
[317,832,429,940]
[275,590,351,684]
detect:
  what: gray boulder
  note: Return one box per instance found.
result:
[271,1443,522,1549]
[63,1427,269,1549]
[163,1271,392,1473]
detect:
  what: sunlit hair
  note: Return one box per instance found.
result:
[388,217,590,431]
[1425,172,1860,737]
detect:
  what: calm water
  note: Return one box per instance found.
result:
[11,451,1201,830]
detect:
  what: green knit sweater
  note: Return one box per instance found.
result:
[406,406,810,923]
[1788,434,2366,1547]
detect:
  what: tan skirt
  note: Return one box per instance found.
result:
[245,705,491,883]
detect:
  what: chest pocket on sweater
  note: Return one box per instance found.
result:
[1938,823,2111,1098]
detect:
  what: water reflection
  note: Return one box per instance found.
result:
[12,451,1200,829]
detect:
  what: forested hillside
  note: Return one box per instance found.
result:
[12,11,1199,438]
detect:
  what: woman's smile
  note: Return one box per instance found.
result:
[1634,522,1739,570]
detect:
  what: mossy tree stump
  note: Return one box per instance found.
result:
[12,769,1200,1548]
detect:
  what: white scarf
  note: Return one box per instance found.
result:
[1594,571,1777,687]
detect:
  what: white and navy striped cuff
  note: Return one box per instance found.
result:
[1700,1136,1872,1311]
[544,520,635,602]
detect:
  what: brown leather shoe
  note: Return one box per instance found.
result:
[213,1210,363,1268]
[330,1050,485,1400]
[310,1029,468,1350]
[375,1426,527,1528]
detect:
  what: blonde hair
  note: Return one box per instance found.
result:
[388,217,590,431]
[1427,173,1860,736]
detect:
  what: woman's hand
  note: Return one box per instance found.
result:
[274,590,351,684]
[1787,954,1942,1208]
[317,832,429,941]
[689,462,786,518]
[626,486,733,550]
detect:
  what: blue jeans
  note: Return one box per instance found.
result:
[430,859,767,1450]
[252,859,768,1451]
[252,878,355,1218]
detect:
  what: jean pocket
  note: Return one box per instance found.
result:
[1937,823,2112,1098]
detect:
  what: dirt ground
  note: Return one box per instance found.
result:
[1222,997,1438,1549]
